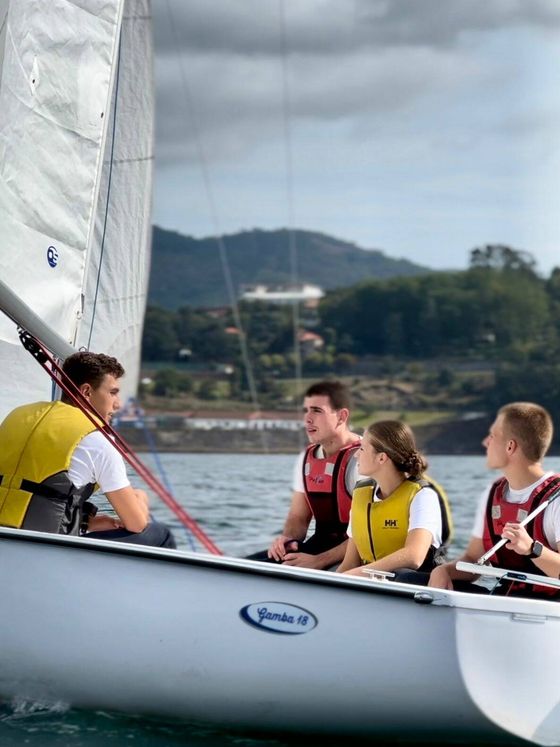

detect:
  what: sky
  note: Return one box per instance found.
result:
[152,0,560,275]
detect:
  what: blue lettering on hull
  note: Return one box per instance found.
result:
[240,602,318,635]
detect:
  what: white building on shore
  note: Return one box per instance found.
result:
[240,283,324,307]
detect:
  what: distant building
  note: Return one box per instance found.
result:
[117,409,303,433]
[240,283,324,307]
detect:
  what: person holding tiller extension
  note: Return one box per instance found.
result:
[0,351,175,548]
[429,402,560,598]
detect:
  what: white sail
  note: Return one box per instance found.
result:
[77,0,154,405]
[0,0,152,419]
[0,1,8,73]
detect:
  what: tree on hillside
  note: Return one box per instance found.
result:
[142,307,180,360]
[484,363,560,425]
[318,263,551,359]
[174,307,238,362]
[239,301,293,356]
[469,244,537,275]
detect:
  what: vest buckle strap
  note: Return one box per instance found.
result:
[19,479,71,503]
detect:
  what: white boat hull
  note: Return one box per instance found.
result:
[1,527,560,745]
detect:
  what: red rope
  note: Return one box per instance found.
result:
[22,333,222,555]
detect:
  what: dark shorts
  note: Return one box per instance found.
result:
[86,519,176,549]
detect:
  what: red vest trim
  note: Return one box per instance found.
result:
[302,441,360,534]
[482,473,560,597]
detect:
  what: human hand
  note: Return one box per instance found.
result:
[343,567,365,576]
[267,535,298,562]
[428,565,454,590]
[281,552,319,568]
[502,522,533,555]
[88,514,123,532]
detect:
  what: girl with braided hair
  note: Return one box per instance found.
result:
[338,420,452,584]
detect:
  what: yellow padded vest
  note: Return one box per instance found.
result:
[0,401,98,530]
[351,477,453,565]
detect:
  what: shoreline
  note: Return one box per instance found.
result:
[116,415,503,455]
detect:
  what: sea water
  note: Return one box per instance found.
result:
[143,454,492,556]
[0,453,543,747]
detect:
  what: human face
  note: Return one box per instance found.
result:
[482,414,511,470]
[82,373,122,421]
[357,437,384,477]
[302,395,343,445]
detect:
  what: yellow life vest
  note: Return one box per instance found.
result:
[351,476,453,568]
[0,401,99,533]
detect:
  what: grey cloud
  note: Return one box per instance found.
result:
[357,0,560,47]
[154,0,560,58]
[155,40,488,165]
[154,0,560,170]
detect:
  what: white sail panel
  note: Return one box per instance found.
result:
[78,0,154,404]
[0,1,8,74]
[0,0,124,419]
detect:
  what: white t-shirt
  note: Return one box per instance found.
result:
[292,446,362,497]
[67,431,130,493]
[346,484,443,548]
[472,471,560,548]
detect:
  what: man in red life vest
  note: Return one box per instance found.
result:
[429,402,560,598]
[247,380,361,569]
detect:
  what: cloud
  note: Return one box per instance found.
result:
[152,1,560,273]
[355,0,560,47]
[153,1,504,165]
[154,0,560,57]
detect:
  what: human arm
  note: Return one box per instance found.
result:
[71,433,149,533]
[429,484,489,589]
[104,487,150,533]
[336,537,362,573]
[267,490,312,561]
[501,522,560,578]
[428,537,485,589]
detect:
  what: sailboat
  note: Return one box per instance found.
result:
[1,2,560,746]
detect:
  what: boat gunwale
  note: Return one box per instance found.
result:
[0,525,423,598]
[2,526,560,617]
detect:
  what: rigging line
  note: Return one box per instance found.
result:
[86,30,123,350]
[278,0,304,447]
[129,398,197,550]
[163,0,269,452]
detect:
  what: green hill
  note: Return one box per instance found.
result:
[148,226,430,310]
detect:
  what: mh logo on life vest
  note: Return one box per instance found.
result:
[384,519,398,527]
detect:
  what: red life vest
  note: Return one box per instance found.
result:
[482,473,560,598]
[302,440,360,536]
